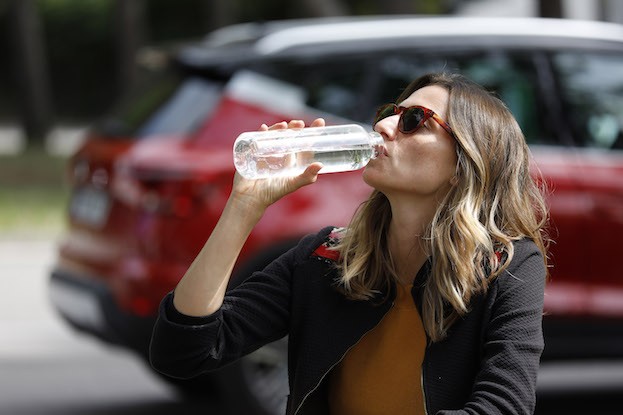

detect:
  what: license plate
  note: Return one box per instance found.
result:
[69,187,111,228]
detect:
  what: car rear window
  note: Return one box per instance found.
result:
[96,71,222,139]
[136,77,221,138]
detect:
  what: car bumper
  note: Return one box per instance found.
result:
[543,316,623,360]
[49,268,156,356]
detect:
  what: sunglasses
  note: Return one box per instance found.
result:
[374,103,456,139]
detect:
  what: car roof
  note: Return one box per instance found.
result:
[254,16,623,53]
[177,16,623,67]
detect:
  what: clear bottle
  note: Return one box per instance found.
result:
[233,124,384,179]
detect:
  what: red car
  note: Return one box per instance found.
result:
[50,16,623,414]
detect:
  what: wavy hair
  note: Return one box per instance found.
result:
[334,72,549,342]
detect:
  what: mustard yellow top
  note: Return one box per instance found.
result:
[328,283,427,415]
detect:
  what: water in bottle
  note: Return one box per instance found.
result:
[233,124,384,179]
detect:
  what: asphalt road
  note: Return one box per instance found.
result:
[1,237,622,415]
[0,238,227,415]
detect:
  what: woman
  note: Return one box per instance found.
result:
[150,72,549,415]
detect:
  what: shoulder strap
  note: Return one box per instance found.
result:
[311,227,346,262]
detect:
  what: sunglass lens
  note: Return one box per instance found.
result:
[400,107,425,133]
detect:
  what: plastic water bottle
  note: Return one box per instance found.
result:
[233,124,384,179]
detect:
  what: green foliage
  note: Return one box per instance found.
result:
[37,0,116,120]
[232,0,291,22]
[2,0,457,125]
[146,0,213,41]
[418,0,449,14]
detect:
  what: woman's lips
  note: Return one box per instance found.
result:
[374,144,388,158]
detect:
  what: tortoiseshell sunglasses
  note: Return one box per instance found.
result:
[374,104,456,139]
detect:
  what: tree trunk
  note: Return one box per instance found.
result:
[383,0,418,14]
[538,0,564,18]
[204,0,237,31]
[7,0,53,144]
[114,0,146,98]
[298,0,348,17]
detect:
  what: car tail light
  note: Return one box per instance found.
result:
[140,180,196,217]
[112,168,230,218]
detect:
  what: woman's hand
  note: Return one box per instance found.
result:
[230,118,326,214]
[172,118,326,317]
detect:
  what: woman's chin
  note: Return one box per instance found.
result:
[362,164,384,189]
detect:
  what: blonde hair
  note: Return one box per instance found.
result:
[335,73,549,342]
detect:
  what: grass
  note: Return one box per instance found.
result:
[0,146,70,239]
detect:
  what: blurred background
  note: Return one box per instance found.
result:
[2,0,623,414]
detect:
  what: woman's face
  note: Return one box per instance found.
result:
[363,85,458,201]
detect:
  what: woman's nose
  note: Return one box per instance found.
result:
[374,116,399,141]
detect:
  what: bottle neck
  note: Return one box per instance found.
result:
[369,131,385,159]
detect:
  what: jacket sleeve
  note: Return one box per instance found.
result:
[439,240,547,415]
[149,227,332,380]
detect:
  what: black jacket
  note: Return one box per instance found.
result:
[150,226,546,415]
